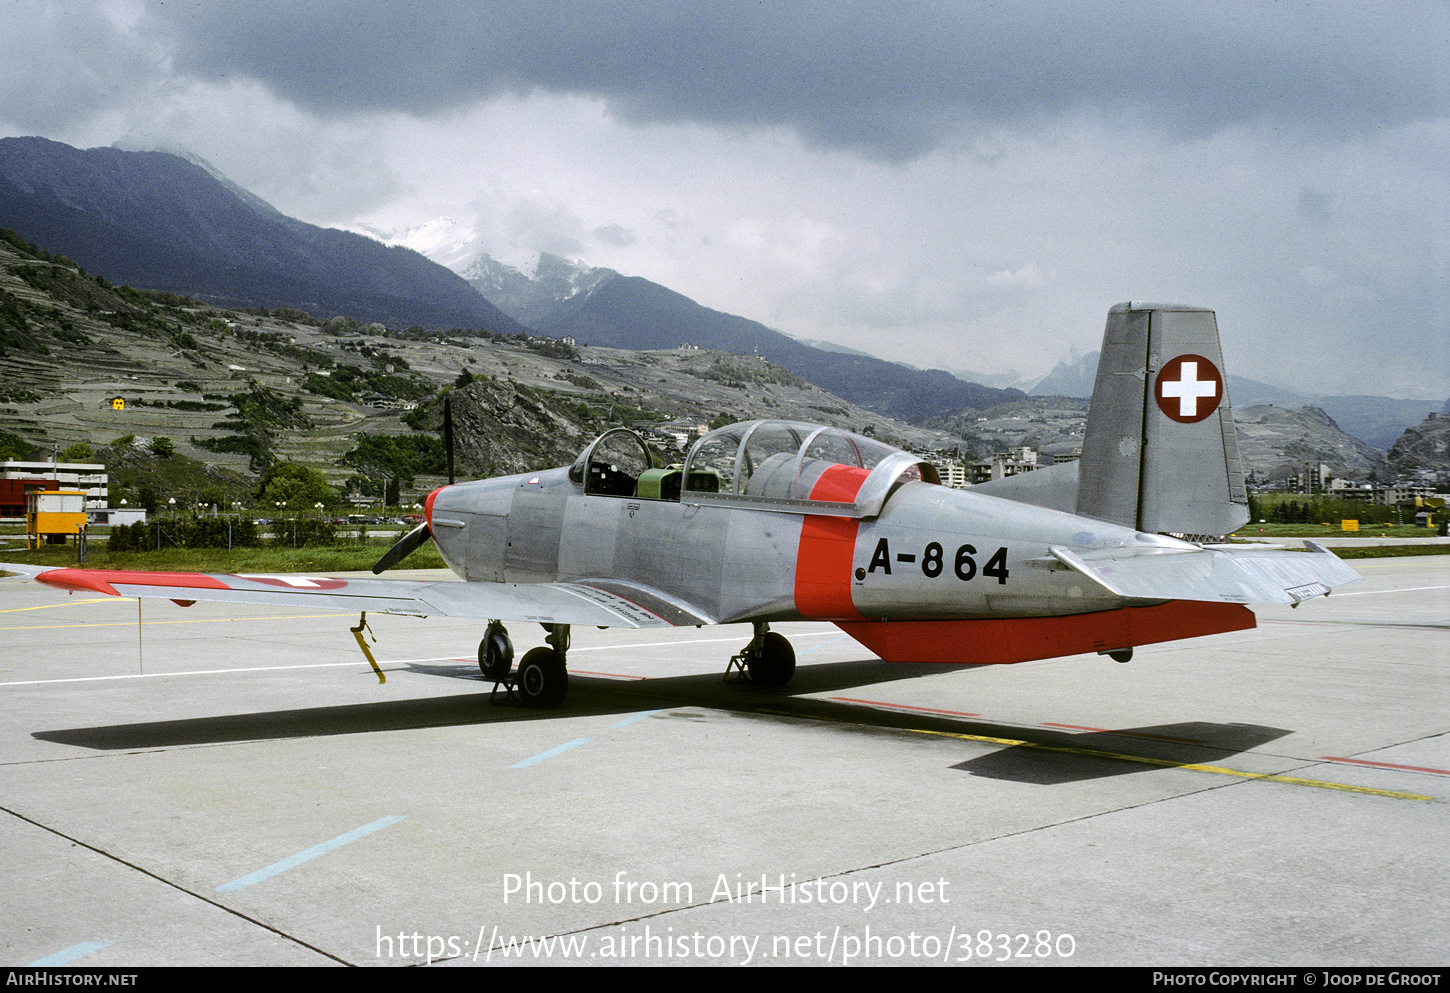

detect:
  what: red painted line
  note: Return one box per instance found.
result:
[1041,722,1208,744]
[829,696,980,718]
[1321,756,1450,776]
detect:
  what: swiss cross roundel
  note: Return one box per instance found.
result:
[1155,354,1224,423]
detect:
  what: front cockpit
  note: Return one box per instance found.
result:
[568,419,940,518]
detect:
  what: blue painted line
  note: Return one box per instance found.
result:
[796,633,849,657]
[510,737,593,768]
[216,815,406,893]
[29,942,110,966]
[608,709,664,728]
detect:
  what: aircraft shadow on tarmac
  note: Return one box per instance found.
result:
[32,658,1292,785]
[29,658,961,750]
[950,722,1293,785]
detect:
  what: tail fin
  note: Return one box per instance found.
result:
[975,302,1248,538]
[1075,302,1248,537]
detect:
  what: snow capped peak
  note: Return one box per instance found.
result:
[489,247,542,278]
[360,216,483,272]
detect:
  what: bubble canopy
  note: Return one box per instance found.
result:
[681,420,939,515]
[569,420,939,516]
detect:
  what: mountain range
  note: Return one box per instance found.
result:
[0,137,1436,451]
[1029,349,1443,451]
[0,137,528,334]
[0,138,1021,426]
[375,221,1026,423]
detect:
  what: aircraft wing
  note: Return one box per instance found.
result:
[0,565,715,629]
[1044,540,1361,606]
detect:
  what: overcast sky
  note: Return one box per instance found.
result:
[3,1,1446,398]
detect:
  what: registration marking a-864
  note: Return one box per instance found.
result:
[860,537,1010,585]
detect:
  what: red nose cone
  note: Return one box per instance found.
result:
[424,485,446,527]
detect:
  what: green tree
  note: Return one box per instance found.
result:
[0,429,31,460]
[152,436,175,459]
[60,442,95,462]
[135,483,160,515]
[255,463,339,510]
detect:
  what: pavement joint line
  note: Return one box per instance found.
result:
[0,802,351,965]
[216,815,408,892]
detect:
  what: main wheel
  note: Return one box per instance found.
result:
[478,622,513,680]
[746,632,796,687]
[517,647,568,708]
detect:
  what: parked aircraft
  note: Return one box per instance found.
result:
[3,303,1359,707]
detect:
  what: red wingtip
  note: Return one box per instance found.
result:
[35,568,120,597]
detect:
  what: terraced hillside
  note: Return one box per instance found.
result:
[0,233,963,507]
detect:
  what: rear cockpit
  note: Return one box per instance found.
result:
[569,419,939,518]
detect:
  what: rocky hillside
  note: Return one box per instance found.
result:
[0,231,961,507]
[1233,405,1387,483]
[1389,412,1450,477]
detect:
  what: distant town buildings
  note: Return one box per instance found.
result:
[1,459,109,511]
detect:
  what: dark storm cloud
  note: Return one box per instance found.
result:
[144,0,1445,159]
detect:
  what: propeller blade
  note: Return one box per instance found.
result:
[371,521,431,575]
[443,396,455,486]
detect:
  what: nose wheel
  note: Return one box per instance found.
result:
[485,622,571,708]
[478,620,513,680]
[725,622,796,688]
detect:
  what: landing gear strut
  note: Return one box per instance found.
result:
[725,621,796,688]
[487,622,571,709]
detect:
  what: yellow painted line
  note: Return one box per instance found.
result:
[0,598,122,613]
[905,726,1433,801]
[760,708,1433,802]
[0,660,397,686]
[0,613,349,632]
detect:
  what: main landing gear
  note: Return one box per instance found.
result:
[725,621,796,688]
[479,620,800,709]
[480,621,572,709]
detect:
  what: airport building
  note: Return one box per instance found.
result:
[1,459,109,512]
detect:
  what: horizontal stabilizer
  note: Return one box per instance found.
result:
[1045,540,1361,606]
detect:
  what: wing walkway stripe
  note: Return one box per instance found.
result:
[216,816,407,892]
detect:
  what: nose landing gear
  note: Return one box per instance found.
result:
[725,621,796,688]
[484,621,571,708]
